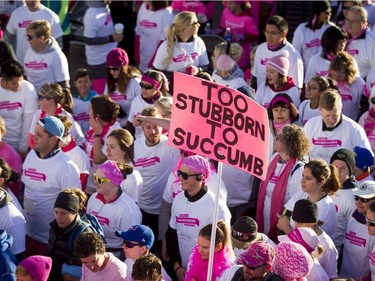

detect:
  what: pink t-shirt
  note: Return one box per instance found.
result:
[0,141,22,196]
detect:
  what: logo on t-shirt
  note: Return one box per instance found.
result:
[25,60,48,70]
[24,168,47,181]
[18,20,32,28]
[134,157,160,168]
[345,230,367,247]
[176,214,200,226]
[0,101,22,110]
[347,49,359,56]
[312,137,342,147]
[140,20,157,28]
[306,38,321,48]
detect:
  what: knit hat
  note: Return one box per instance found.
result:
[19,255,52,281]
[353,180,375,199]
[216,54,235,72]
[266,52,290,77]
[106,48,129,67]
[353,146,374,171]
[37,116,65,141]
[180,155,211,183]
[313,0,331,14]
[278,227,320,253]
[231,216,258,242]
[273,241,313,281]
[292,199,318,224]
[330,148,356,175]
[54,192,79,214]
[237,241,275,267]
[115,224,154,249]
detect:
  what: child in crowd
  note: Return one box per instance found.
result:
[185,220,235,281]
[72,68,98,136]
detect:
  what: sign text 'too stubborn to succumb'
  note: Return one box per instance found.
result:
[168,72,269,180]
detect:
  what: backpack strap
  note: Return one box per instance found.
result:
[231,267,244,281]
[67,221,91,254]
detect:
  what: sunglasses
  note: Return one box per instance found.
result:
[366,217,375,227]
[354,196,375,203]
[231,229,255,242]
[38,94,46,101]
[177,170,201,180]
[139,82,154,90]
[238,257,265,270]
[94,173,111,185]
[27,34,38,40]
[123,241,141,248]
[107,67,121,71]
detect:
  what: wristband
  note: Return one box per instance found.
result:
[175,266,183,273]
[94,134,101,137]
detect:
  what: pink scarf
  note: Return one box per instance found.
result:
[256,154,297,241]
[185,245,234,281]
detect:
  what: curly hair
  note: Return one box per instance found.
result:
[304,159,341,195]
[74,233,105,258]
[132,254,162,281]
[278,124,310,159]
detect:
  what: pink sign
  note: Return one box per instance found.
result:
[168,72,270,180]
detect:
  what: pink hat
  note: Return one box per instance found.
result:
[266,52,290,77]
[19,255,52,281]
[216,54,235,72]
[273,242,313,281]
[106,48,129,67]
[237,241,275,267]
[278,227,320,253]
[99,160,124,186]
[180,155,211,183]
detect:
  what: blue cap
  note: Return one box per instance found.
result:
[37,116,64,140]
[354,146,374,171]
[115,224,154,249]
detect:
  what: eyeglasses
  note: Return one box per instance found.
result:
[345,18,362,24]
[366,217,375,227]
[177,170,201,180]
[94,173,111,185]
[231,228,255,242]
[27,34,38,40]
[123,241,141,248]
[139,82,154,90]
[238,257,265,270]
[263,30,282,37]
[107,67,121,71]
[354,195,375,203]
[38,94,46,101]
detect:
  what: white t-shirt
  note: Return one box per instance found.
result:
[292,22,334,73]
[135,3,174,73]
[24,38,69,92]
[316,231,338,279]
[153,36,209,72]
[0,202,26,255]
[104,78,141,127]
[134,135,180,214]
[83,7,117,66]
[22,150,81,243]
[298,100,320,126]
[120,169,143,203]
[6,4,63,62]
[87,192,142,249]
[305,257,329,281]
[128,95,154,140]
[253,41,304,88]
[62,142,90,175]
[256,82,301,108]
[303,114,372,163]
[81,253,129,281]
[170,190,231,268]
[0,78,38,152]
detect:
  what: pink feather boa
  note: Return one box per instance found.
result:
[184,245,235,281]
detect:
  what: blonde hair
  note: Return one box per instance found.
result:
[63,188,88,212]
[214,42,243,62]
[26,20,51,38]
[16,265,31,277]
[163,11,196,67]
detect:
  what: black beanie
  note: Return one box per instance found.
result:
[330,148,356,175]
[313,0,331,14]
[54,192,79,214]
[292,199,318,223]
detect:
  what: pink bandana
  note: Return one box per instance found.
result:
[181,155,211,184]
[99,161,123,186]
[141,76,161,90]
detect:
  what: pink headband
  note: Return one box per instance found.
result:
[287,229,314,253]
[271,96,291,107]
[142,76,161,90]
[100,161,123,186]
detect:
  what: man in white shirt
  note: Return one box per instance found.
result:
[0,60,38,157]
[22,116,81,256]
[6,0,63,63]
[23,20,69,92]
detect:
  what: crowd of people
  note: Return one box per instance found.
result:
[3,0,375,280]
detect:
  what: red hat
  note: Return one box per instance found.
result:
[106,48,129,67]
